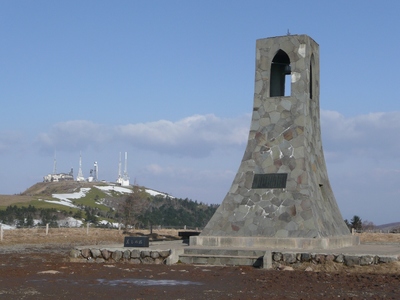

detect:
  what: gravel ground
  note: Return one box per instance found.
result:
[1,230,400,299]
[0,244,400,299]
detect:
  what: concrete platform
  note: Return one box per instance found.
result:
[189,235,360,250]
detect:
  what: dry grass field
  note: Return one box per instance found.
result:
[0,194,35,207]
[0,227,182,247]
[0,228,399,246]
[356,232,400,243]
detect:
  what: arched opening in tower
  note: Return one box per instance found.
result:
[310,53,315,99]
[270,50,291,97]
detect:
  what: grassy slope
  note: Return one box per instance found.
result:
[0,181,122,212]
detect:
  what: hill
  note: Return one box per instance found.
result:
[22,181,100,196]
[375,222,400,233]
[0,181,218,229]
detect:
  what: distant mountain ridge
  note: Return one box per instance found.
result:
[375,222,400,232]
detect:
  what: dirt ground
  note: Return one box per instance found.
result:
[0,229,400,299]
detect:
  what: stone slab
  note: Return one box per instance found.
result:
[190,235,359,250]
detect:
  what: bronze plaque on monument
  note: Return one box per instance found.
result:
[252,173,288,189]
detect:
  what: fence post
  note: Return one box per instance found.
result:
[87,223,90,235]
[0,224,3,241]
[46,223,49,235]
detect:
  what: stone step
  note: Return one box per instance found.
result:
[179,253,263,267]
[183,247,266,257]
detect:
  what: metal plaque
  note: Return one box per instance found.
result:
[252,173,288,189]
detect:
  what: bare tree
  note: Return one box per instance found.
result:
[121,185,148,229]
[362,220,376,231]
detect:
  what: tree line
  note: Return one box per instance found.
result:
[0,205,67,227]
[119,185,218,229]
[344,215,376,232]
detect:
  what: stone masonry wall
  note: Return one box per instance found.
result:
[270,251,398,267]
[69,248,171,264]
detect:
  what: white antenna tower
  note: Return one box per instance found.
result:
[116,152,123,185]
[93,161,98,181]
[121,152,130,186]
[53,151,57,175]
[76,152,85,181]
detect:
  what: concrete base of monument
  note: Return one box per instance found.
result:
[189,235,360,250]
[179,235,366,268]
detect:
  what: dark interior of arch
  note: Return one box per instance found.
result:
[310,54,314,99]
[270,50,291,97]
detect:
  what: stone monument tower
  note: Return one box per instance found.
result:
[193,35,357,249]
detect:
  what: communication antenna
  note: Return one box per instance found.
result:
[76,152,85,181]
[122,152,130,186]
[93,161,98,181]
[116,152,122,184]
[123,152,128,179]
[53,151,57,174]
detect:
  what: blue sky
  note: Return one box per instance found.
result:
[1,1,399,225]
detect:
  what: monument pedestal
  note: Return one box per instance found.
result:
[190,235,359,250]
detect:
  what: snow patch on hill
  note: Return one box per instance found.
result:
[41,187,91,208]
[145,189,173,198]
[38,185,172,209]
[95,185,132,195]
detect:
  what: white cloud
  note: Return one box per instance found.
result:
[320,110,400,224]
[116,114,249,157]
[37,110,400,161]
[37,120,112,151]
[37,114,250,157]
[321,110,400,160]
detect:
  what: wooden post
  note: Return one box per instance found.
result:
[87,223,90,235]
[46,223,49,235]
[0,224,3,241]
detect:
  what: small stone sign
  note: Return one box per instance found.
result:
[252,173,288,189]
[124,236,149,247]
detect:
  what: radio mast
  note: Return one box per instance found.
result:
[76,152,85,181]
[121,152,130,186]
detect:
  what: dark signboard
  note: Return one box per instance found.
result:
[124,236,149,247]
[252,173,288,189]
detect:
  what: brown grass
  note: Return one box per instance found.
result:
[0,227,182,247]
[1,230,399,247]
[356,232,400,243]
[0,195,35,207]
